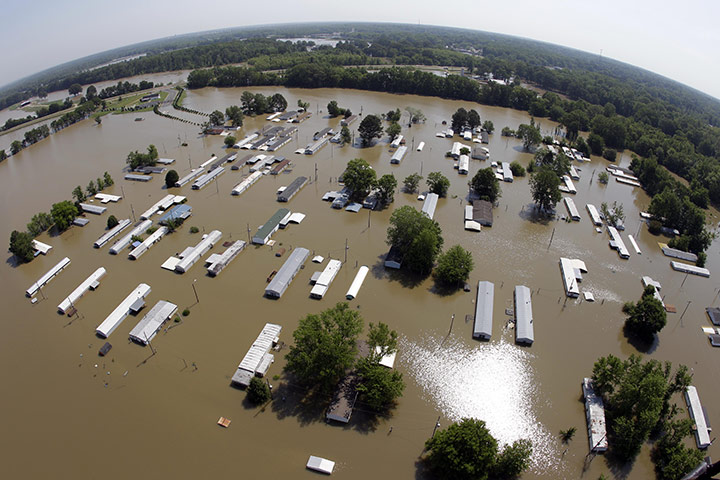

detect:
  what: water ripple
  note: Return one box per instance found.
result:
[401,334,561,474]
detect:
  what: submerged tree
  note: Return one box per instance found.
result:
[284,302,363,395]
[358,114,383,146]
[529,167,561,213]
[623,285,667,342]
[433,245,474,287]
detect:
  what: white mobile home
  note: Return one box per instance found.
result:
[473,281,494,340]
[265,247,310,298]
[514,285,534,345]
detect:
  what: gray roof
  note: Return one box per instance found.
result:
[265,247,310,298]
[707,307,720,326]
[231,323,282,386]
[129,300,178,345]
[473,281,494,339]
[472,200,493,226]
[514,285,534,344]
[277,176,308,202]
[253,208,290,244]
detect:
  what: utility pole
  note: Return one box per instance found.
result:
[192,279,199,303]
[130,204,136,223]
[431,416,441,438]
[680,300,692,323]
[247,223,251,243]
[344,238,348,263]
[547,227,556,250]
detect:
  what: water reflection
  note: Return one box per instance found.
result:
[401,334,560,474]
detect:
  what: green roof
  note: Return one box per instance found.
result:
[253,208,290,242]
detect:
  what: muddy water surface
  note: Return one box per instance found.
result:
[1,86,718,479]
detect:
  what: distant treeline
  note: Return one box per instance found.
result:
[2,98,73,132]
[3,24,720,202]
[186,61,720,205]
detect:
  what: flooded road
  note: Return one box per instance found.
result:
[0,86,718,479]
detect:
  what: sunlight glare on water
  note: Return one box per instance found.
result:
[401,335,561,474]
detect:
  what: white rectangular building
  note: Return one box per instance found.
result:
[685,386,711,449]
[26,257,71,297]
[110,220,152,254]
[231,323,282,387]
[422,193,439,219]
[564,197,580,221]
[514,285,534,345]
[346,266,369,300]
[265,247,310,298]
[501,162,513,182]
[175,230,222,273]
[390,146,407,164]
[207,240,246,276]
[586,204,602,226]
[96,283,151,338]
[473,281,494,340]
[310,259,343,299]
[582,378,608,452]
[129,300,178,345]
[128,226,168,260]
[93,219,131,248]
[57,267,106,314]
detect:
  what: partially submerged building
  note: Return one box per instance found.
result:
[582,378,608,452]
[310,259,342,299]
[96,283,151,338]
[265,247,310,298]
[174,230,222,273]
[346,266,369,300]
[207,240,246,276]
[26,257,71,297]
[473,281,494,340]
[277,176,308,202]
[422,193,439,219]
[128,300,177,345]
[514,285,534,345]
[685,386,712,449]
[57,267,106,314]
[230,323,282,387]
[252,208,290,245]
[93,219,131,248]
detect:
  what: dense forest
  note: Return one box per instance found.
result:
[3,23,720,209]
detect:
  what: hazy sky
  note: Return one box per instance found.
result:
[3,0,719,100]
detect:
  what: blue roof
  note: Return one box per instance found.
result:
[158,204,192,224]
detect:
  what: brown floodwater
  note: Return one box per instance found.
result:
[1,86,718,479]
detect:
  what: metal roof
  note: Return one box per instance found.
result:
[265,248,309,298]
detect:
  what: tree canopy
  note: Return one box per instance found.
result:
[592,354,692,462]
[165,169,179,188]
[284,302,363,394]
[126,144,159,170]
[403,173,423,193]
[51,200,78,232]
[471,168,501,202]
[387,205,443,274]
[358,114,383,146]
[433,245,474,287]
[424,418,532,480]
[427,171,450,197]
[9,230,34,263]
[623,286,667,342]
[516,123,542,151]
[343,158,376,201]
[376,173,397,206]
[529,167,561,212]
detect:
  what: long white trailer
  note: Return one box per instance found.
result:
[26,257,71,297]
[346,266,369,300]
[96,283,151,338]
[174,169,203,188]
[128,226,168,260]
[586,204,602,226]
[129,300,177,345]
[310,259,342,299]
[207,240,246,276]
[93,219,131,248]
[191,167,225,190]
[110,220,152,254]
[57,267,106,314]
[175,230,222,273]
[231,171,263,195]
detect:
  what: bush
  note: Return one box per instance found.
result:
[247,377,271,405]
[509,161,526,177]
[165,169,179,188]
[224,135,237,148]
[106,215,119,229]
[603,148,617,161]
[433,245,474,287]
[182,309,190,316]
[648,219,662,235]
[598,171,609,184]
[696,252,707,268]
[189,226,199,234]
